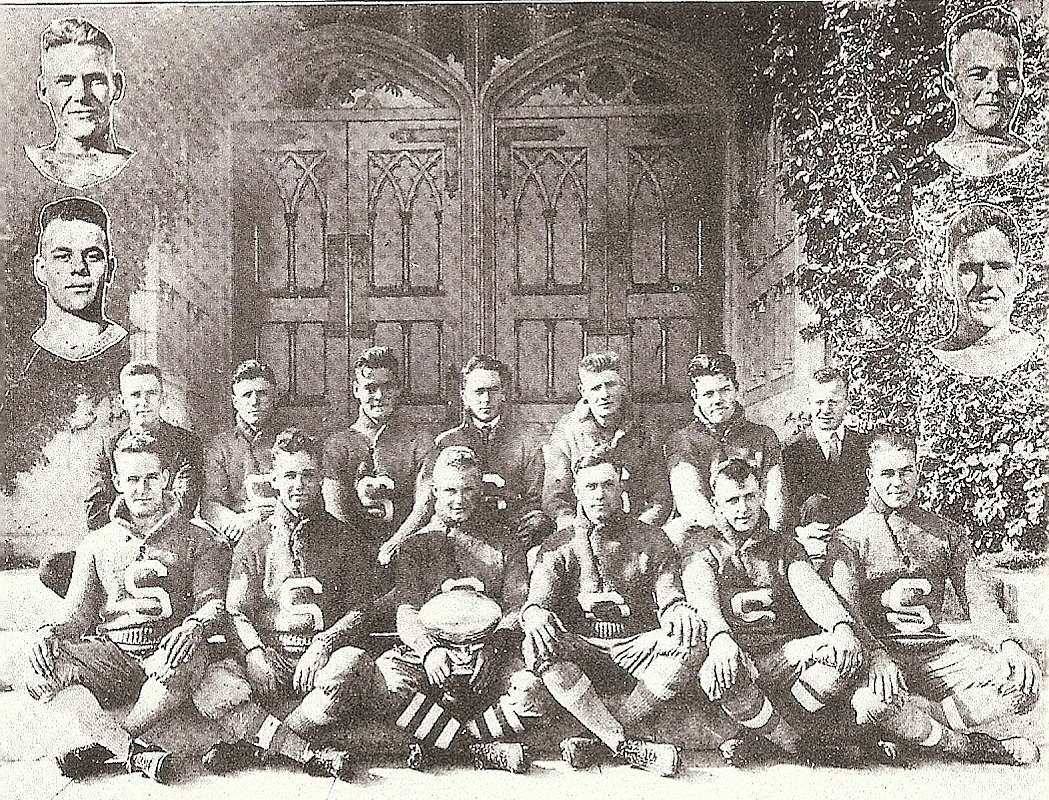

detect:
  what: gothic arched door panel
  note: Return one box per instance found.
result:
[233,117,464,432]
[232,121,350,433]
[492,109,725,439]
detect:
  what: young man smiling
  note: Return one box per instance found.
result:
[26,17,134,189]
[26,433,230,783]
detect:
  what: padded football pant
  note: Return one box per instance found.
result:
[25,635,211,753]
[196,646,387,763]
[525,629,704,752]
[708,634,859,754]
[851,638,1039,751]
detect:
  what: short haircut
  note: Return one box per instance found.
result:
[271,427,322,463]
[119,361,162,386]
[579,351,620,375]
[710,457,762,493]
[946,203,1020,266]
[572,443,622,476]
[945,5,1022,70]
[113,431,166,469]
[231,359,275,391]
[867,429,917,459]
[40,17,115,55]
[812,366,848,390]
[37,197,111,254]
[354,345,399,378]
[433,445,481,476]
[687,352,738,387]
[461,354,510,388]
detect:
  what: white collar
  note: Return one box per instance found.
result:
[812,423,846,447]
[31,319,128,362]
[472,415,501,431]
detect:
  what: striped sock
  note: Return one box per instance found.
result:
[789,663,844,713]
[465,695,536,741]
[253,714,313,763]
[395,692,465,750]
[721,682,800,754]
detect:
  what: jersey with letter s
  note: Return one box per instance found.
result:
[832,506,961,644]
[687,528,820,653]
[230,509,377,652]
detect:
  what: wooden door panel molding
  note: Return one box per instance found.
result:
[367,147,448,297]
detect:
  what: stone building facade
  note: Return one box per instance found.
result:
[0,3,817,557]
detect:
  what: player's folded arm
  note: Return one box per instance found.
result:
[48,541,105,640]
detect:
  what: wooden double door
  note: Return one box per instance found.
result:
[232,50,725,437]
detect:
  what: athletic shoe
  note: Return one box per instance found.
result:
[126,739,172,783]
[962,733,1040,766]
[201,741,266,774]
[56,743,116,778]
[406,742,431,771]
[616,739,680,777]
[718,734,789,768]
[559,736,607,770]
[467,742,530,774]
[304,747,353,781]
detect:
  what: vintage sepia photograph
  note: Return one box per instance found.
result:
[0,2,1045,799]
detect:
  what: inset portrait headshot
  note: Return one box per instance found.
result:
[25,17,134,190]
[929,203,1038,377]
[32,197,128,362]
[933,6,1033,177]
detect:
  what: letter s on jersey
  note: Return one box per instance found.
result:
[731,588,775,624]
[275,577,325,632]
[124,559,173,622]
[880,578,933,633]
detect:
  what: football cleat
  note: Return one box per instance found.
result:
[719,734,789,768]
[126,739,172,783]
[467,742,530,774]
[406,742,432,771]
[616,739,680,777]
[201,741,266,774]
[559,737,607,770]
[962,733,1039,766]
[56,743,116,779]
[304,747,354,781]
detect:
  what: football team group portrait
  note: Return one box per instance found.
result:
[0,0,1045,794]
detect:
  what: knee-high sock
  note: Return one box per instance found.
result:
[394,691,467,750]
[214,701,313,764]
[856,692,968,756]
[719,678,801,753]
[618,650,695,727]
[123,678,191,740]
[464,694,540,742]
[789,662,846,714]
[541,662,624,752]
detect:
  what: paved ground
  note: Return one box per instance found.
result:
[0,568,1046,800]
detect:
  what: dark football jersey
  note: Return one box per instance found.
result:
[682,524,820,653]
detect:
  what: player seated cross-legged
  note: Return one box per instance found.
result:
[521,445,704,778]
[376,445,547,773]
[198,428,386,781]
[25,432,231,783]
[678,457,865,768]
[825,430,1041,766]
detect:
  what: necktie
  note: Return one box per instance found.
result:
[828,432,841,464]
